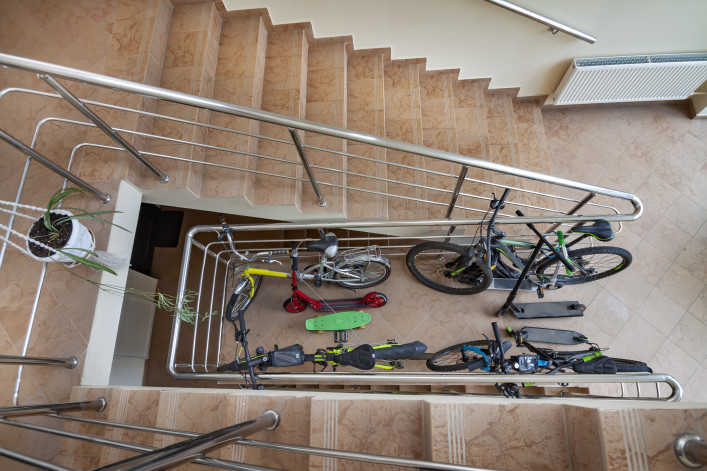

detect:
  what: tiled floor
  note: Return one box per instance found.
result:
[141,103,707,402]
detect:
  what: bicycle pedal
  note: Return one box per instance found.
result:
[536,286,545,299]
[314,274,322,288]
[333,330,348,343]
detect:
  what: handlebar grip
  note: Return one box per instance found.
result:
[491,322,505,364]
[219,214,233,234]
[515,210,525,217]
[270,249,289,256]
[499,188,511,204]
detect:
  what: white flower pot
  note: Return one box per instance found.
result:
[26,210,95,263]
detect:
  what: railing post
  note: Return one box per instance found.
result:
[444,165,469,240]
[0,398,106,418]
[0,355,77,368]
[0,128,111,203]
[39,75,170,183]
[675,433,707,468]
[288,127,326,207]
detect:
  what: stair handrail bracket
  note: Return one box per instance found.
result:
[0,52,642,224]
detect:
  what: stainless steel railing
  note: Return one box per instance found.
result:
[165,222,680,402]
[0,404,490,471]
[0,52,641,227]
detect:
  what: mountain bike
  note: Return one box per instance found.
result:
[219,215,390,320]
[406,188,632,295]
[217,307,428,389]
[426,322,651,397]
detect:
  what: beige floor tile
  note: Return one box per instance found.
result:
[689,287,707,323]
[604,269,654,311]
[649,338,699,386]
[669,312,707,364]
[683,363,707,402]
[636,288,687,336]
[612,312,665,362]
[587,288,633,335]
[659,262,704,309]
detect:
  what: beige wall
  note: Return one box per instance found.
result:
[224,0,707,97]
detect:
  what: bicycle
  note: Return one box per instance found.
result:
[219,215,391,320]
[426,322,651,397]
[217,307,428,389]
[406,188,632,296]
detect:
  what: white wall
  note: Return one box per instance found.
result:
[224,0,707,97]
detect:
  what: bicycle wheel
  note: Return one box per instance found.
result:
[612,358,652,373]
[426,340,490,372]
[334,259,391,288]
[224,275,262,321]
[406,242,492,295]
[534,246,632,285]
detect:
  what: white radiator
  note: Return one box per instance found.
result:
[552,53,707,105]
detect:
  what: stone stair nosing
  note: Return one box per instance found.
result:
[143,1,222,197]
[345,46,391,220]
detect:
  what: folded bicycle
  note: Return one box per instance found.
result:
[218,307,428,389]
[406,188,632,297]
[427,321,651,397]
[219,215,390,319]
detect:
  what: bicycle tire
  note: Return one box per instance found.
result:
[406,242,492,295]
[534,246,632,285]
[334,259,391,288]
[426,340,490,371]
[225,274,262,322]
[612,358,652,373]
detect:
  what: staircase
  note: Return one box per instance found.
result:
[0,1,663,470]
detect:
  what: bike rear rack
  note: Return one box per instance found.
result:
[167,222,681,402]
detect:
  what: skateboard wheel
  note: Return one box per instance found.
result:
[358,324,366,329]
[317,330,323,334]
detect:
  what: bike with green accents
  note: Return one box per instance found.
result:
[406,188,632,295]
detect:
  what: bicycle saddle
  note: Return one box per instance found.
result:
[307,233,339,257]
[335,344,375,370]
[570,220,613,241]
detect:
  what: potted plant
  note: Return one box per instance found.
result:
[1,188,213,324]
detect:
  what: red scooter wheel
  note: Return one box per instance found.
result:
[283,297,307,313]
[363,292,387,308]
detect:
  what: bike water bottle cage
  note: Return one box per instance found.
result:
[570,220,614,241]
[335,344,375,370]
[307,233,339,258]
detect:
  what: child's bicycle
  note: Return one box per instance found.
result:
[219,215,390,319]
[217,308,428,389]
[406,188,632,297]
[426,322,651,398]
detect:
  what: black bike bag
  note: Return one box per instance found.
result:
[271,344,305,367]
[307,233,338,257]
[373,341,428,360]
[572,355,617,374]
[335,344,375,370]
[570,220,614,241]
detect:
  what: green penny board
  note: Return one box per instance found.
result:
[305,311,371,331]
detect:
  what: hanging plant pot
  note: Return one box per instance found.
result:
[26,209,95,263]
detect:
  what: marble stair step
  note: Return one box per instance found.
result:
[301,40,350,215]
[143,2,222,197]
[201,13,268,202]
[252,28,310,209]
[346,48,389,220]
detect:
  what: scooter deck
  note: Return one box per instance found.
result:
[305,311,371,331]
[518,326,589,345]
[509,301,585,319]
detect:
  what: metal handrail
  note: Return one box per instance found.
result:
[483,0,596,44]
[0,398,106,418]
[0,52,641,223]
[95,410,280,471]
[0,354,77,368]
[675,433,707,468]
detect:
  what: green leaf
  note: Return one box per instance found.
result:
[55,249,117,275]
